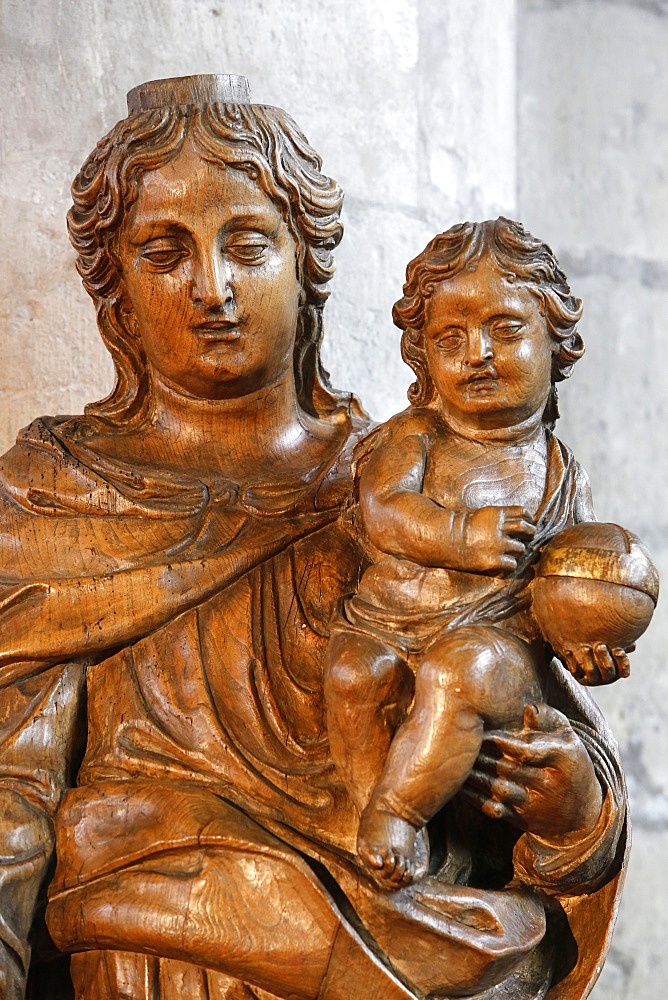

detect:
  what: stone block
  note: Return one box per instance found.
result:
[518,0,668,260]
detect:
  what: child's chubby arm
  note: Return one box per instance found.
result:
[564,460,631,684]
[358,417,536,575]
[545,452,631,684]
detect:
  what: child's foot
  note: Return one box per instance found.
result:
[357,803,420,889]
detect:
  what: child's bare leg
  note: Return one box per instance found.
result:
[324,630,413,813]
[358,627,541,888]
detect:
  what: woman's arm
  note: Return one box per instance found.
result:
[0,661,86,993]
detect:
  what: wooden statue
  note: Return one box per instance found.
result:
[0,74,655,1000]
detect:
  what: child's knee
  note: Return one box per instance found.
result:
[419,626,541,727]
[325,631,409,705]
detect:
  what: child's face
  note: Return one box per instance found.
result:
[422,258,555,430]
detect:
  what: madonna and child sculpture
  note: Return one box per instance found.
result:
[0,74,658,1000]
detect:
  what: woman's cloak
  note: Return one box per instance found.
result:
[0,416,627,1000]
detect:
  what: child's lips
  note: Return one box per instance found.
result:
[462,369,499,387]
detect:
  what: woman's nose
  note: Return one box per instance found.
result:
[466,328,494,365]
[191,249,233,309]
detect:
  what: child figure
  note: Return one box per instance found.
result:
[324,218,631,890]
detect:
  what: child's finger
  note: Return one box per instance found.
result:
[501,505,536,521]
[575,645,604,684]
[502,536,530,555]
[496,553,521,575]
[563,645,621,685]
[561,648,587,682]
[592,643,624,684]
[386,855,412,886]
[612,647,632,678]
[504,519,537,539]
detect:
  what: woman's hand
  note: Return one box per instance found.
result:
[559,643,632,685]
[461,703,603,843]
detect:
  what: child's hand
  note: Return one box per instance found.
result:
[461,505,536,575]
[558,643,632,685]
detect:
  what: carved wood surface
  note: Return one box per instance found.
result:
[0,75,655,1000]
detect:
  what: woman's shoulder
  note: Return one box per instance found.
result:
[0,414,208,519]
[0,415,103,512]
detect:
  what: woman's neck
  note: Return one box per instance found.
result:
[122,371,338,480]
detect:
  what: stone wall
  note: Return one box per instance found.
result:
[0,1,665,996]
[517,3,668,996]
[0,0,516,439]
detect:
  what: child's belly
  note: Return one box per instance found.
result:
[356,553,505,615]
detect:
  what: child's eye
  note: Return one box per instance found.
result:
[434,329,465,352]
[490,320,524,340]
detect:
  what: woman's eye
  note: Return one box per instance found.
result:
[140,244,188,271]
[226,235,271,265]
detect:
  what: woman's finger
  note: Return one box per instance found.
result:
[471,755,542,788]
[473,751,506,772]
[457,786,518,823]
[521,702,570,732]
[481,730,553,766]
[482,705,572,762]
[465,769,528,806]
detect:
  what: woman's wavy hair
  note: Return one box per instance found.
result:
[68,101,348,426]
[392,218,584,428]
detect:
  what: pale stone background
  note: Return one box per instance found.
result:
[0,0,665,996]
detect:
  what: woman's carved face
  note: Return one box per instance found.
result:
[116,138,301,400]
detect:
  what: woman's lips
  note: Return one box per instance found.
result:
[193,318,242,340]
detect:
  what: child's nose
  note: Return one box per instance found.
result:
[466,328,494,365]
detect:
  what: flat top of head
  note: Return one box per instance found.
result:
[127,74,252,114]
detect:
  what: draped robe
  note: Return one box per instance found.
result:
[0,415,627,1000]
